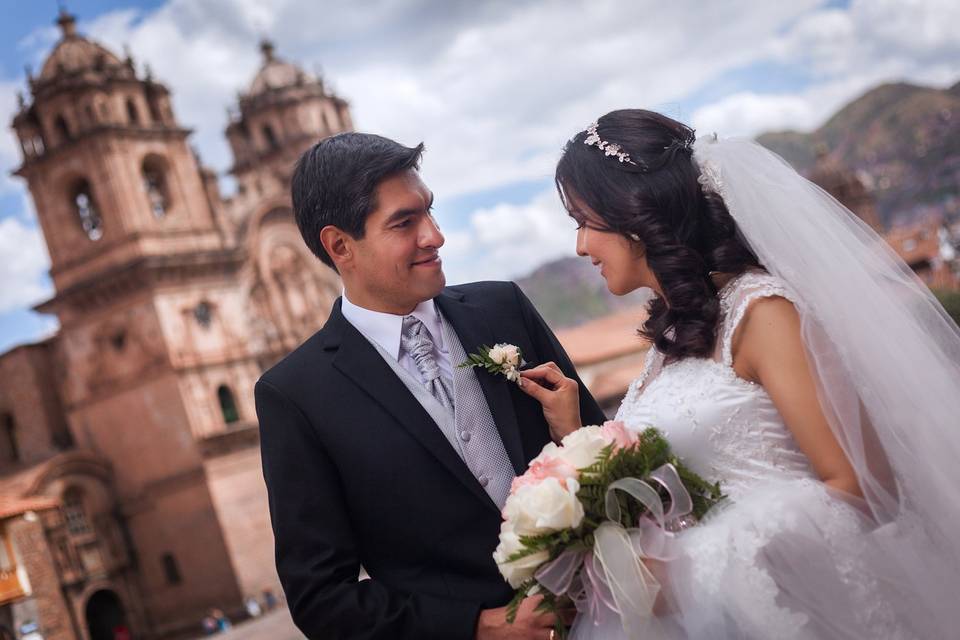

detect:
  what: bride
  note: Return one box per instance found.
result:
[518,109,960,639]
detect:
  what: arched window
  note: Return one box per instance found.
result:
[54,115,71,143]
[0,413,17,464]
[141,156,169,219]
[262,124,279,151]
[22,134,46,157]
[63,487,92,536]
[147,98,162,124]
[193,301,212,328]
[72,180,104,241]
[126,98,139,125]
[217,386,239,425]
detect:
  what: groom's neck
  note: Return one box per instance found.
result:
[342,285,420,316]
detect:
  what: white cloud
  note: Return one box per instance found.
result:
[0,216,52,314]
[0,81,24,195]
[19,0,822,200]
[441,189,576,283]
[2,0,957,297]
[692,92,819,138]
[686,0,960,142]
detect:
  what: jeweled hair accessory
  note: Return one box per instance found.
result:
[669,130,697,153]
[583,121,646,168]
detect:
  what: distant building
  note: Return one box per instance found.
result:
[807,144,884,234]
[884,219,960,291]
[805,144,960,290]
[556,307,650,416]
[1,10,347,639]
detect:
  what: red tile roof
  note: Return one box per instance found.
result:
[555,306,649,366]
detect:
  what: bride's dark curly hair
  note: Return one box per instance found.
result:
[555,109,763,361]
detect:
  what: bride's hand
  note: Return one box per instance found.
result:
[518,362,581,442]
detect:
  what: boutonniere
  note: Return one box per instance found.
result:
[460,343,523,385]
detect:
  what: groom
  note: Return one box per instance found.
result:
[255,132,605,639]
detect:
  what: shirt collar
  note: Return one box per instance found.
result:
[340,292,444,361]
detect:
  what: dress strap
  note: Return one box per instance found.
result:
[719,271,800,367]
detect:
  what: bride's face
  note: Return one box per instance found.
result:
[566,192,661,297]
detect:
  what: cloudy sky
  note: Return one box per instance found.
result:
[0,0,957,352]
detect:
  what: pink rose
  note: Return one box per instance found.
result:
[509,455,578,496]
[600,420,638,450]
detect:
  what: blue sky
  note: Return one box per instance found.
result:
[1,0,957,353]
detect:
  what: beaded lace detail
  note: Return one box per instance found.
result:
[613,271,909,638]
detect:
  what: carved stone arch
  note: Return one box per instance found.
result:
[261,121,280,151]
[83,102,96,128]
[32,453,115,512]
[97,96,111,121]
[245,204,340,346]
[125,96,140,125]
[66,174,104,241]
[28,451,113,501]
[83,587,131,640]
[140,152,172,218]
[0,411,18,465]
[53,113,72,145]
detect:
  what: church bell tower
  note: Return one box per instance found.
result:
[11,12,249,635]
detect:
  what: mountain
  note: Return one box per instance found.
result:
[757,80,960,227]
[516,256,650,329]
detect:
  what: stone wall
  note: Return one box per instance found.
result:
[203,444,281,604]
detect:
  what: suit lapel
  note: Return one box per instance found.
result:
[324,300,499,512]
[436,290,527,475]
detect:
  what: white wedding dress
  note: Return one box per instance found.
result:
[610,270,920,639]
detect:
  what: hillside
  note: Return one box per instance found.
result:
[757,80,960,227]
[516,256,650,329]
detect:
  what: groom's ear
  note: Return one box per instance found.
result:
[320,224,353,270]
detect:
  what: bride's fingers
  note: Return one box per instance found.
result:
[517,376,551,403]
[521,364,565,387]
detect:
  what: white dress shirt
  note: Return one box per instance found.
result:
[340,293,453,383]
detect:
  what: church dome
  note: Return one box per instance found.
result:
[247,40,312,95]
[38,11,124,82]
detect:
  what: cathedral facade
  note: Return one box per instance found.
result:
[0,11,344,640]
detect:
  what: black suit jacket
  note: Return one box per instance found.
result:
[255,281,606,640]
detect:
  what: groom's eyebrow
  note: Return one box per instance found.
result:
[384,192,435,224]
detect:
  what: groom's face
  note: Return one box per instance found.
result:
[348,169,446,313]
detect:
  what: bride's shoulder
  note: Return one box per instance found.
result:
[719,270,798,315]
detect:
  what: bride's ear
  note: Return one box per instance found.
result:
[320,225,352,269]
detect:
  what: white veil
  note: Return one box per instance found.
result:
[692,136,960,635]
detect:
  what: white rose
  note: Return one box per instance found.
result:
[500,344,521,368]
[532,441,561,464]
[502,476,585,537]
[557,425,609,469]
[493,522,550,588]
[488,345,507,365]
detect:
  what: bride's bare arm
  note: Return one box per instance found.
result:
[731,296,863,498]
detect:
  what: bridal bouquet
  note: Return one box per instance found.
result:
[494,422,723,638]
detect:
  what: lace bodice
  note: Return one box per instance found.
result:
[615,271,816,499]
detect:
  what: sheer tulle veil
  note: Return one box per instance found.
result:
[692,136,960,635]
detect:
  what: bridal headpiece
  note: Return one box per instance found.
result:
[583,121,695,171]
[583,121,641,167]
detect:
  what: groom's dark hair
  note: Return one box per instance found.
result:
[292,132,425,269]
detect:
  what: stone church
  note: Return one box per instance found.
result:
[0,11,345,640]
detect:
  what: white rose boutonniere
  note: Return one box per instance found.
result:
[460,343,523,385]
